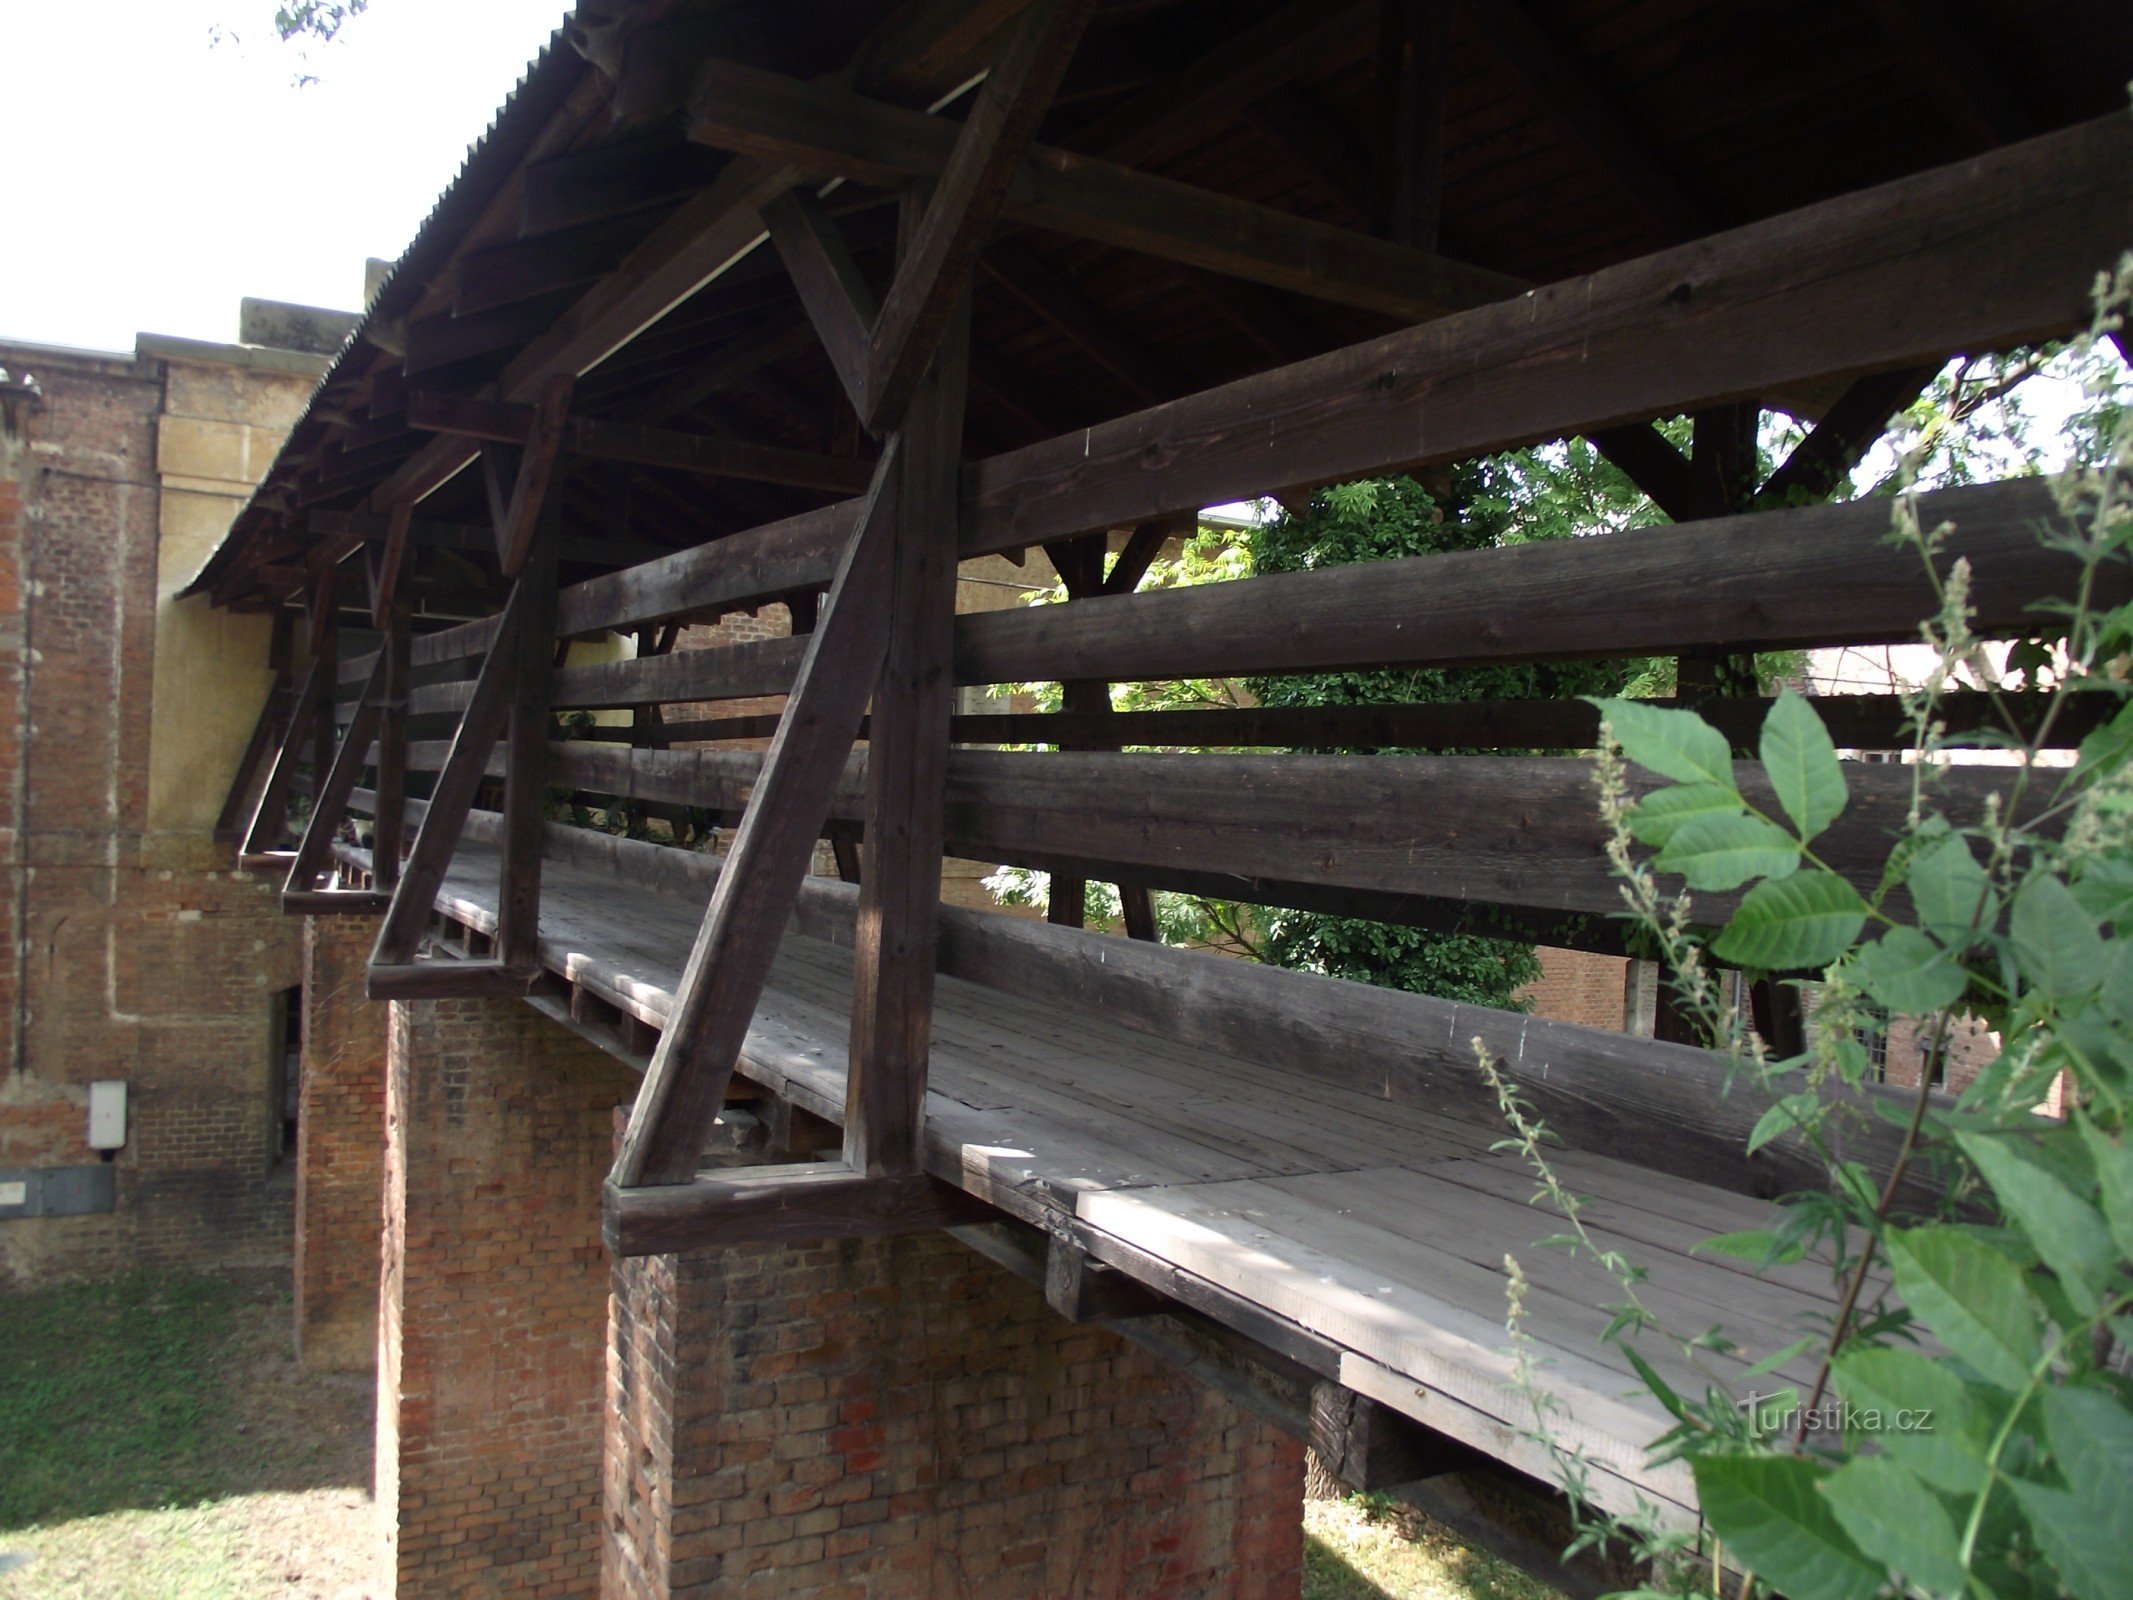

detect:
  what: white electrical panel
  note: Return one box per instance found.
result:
[87,1080,127,1150]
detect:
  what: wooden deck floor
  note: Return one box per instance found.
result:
[417,842,1841,1528]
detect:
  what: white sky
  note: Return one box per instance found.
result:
[1,1,570,353]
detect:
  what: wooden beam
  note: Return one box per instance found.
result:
[1312,1386,1489,1491]
[1045,1236,1169,1322]
[844,304,971,1176]
[1376,0,1450,248]
[982,240,1176,405]
[613,446,908,1189]
[370,502,413,627]
[1861,0,2030,149]
[520,135,728,236]
[370,585,530,965]
[497,508,560,971]
[762,188,880,420]
[603,1165,994,1256]
[366,959,553,1002]
[498,373,573,576]
[1586,424,1698,523]
[957,115,2133,552]
[405,390,879,494]
[956,476,2122,686]
[371,606,409,892]
[863,0,1092,432]
[241,660,327,858]
[284,648,390,899]
[685,58,1527,324]
[1757,363,1942,508]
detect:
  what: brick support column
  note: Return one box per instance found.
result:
[293,914,388,1369]
[380,995,635,1600]
[605,1231,1304,1599]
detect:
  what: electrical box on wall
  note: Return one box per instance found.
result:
[87,1080,127,1150]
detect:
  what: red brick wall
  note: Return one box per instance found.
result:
[606,1231,1304,1600]
[294,914,389,1368]
[0,349,302,1287]
[1518,946,1629,1031]
[378,995,635,1600]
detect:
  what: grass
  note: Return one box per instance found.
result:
[0,1275,241,1530]
[1304,1495,1566,1600]
[0,1274,375,1600]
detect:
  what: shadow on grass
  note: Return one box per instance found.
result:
[0,1272,371,1533]
[1305,1532,1404,1600]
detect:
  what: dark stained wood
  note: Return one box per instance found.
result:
[613,446,907,1189]
[404,391,878,494]
[519,135,728,236]
[1587,424,1698,523]
[241,660,327,858]
[956,477,2122,687]
[685,57,1528,323]
[284,648,390,899]
[500,374,573,575]
[1376,0,1450,249]
[283,889,394,915]
[371,607,410,892]
[844,304,972,1177]
[958,116,2133,553]
[370,585,531,965]
[982,241,1175,405]
[1312,1385,1489,1491]
[864,0,1092,432]
[1757,363,1943,508]
[603,1165,995,1256]
[370,502,413,626]
[1045,1236,1169,1322]
[763,188,880,420]
[497,514,561,971]
[366,959,553,1002]
[1861,0,2030,149]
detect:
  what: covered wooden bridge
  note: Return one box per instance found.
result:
[191,1,2133,1594]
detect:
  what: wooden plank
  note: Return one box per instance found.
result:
[845,305,971,1176]
[685,57,1528,324]
[366,959,552,1002]
[603,1163,994,1255]
[613,446,907,1189]
[763,188,879,419]
[283,890,393,915]
[958,115,2133,552]
[405,391,878,494]
[371,608,410,891]
[863,0,1092,432]
[370,587,529,965]
[955,475,2121,685]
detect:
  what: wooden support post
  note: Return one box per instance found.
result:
[241,660,327,860]
[1045,1236,1168,1323]
[843,300,971,1178]
[372,606,410,891]
[497,500,561,969]
[1376,0,1449,249]
[862,0,1093,432]
[283,647,392,903]
[762,189,880,421]
[369,586,530,966]
[370,501,413,627]
[613,446,908,1189]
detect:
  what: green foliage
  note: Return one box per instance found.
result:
[1490,263,2133,1599]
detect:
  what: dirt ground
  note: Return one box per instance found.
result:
[0,1275,376,1600]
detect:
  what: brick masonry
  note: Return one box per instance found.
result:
[294,913,389,1369]
[378,993,636,1600]
[1518,946,1629,1031]
[0,339,310,1286]
[606,1231,1305,1600]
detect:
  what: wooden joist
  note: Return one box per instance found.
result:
[240,659,328,859]
[603,1164,995,1256]
[957,114,2133,551]
[685,57,1528,324]
[405,390,878,494]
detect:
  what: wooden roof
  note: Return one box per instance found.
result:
[191,0,2133,616]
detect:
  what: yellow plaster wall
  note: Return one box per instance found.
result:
[145,354,321,837]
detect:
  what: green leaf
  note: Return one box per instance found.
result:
[1654,813,1802,891]
[2101,940,2133,1026]
[1747,1092,1821,1156]
[1590,697,1735,787]
[2071,857,2133,929]
[2011,873,2107,997]
[2039,1385,2133,1490]
[1691,1455,1883,1600]
[1818,1456,1967,1597]
[2074,1114,2133,1261]
[1908,832,1996,947]
[1626,782,1745,850]
[1885,1226,2043,1391]
[1849,925,1969,1014]
[1830,1346,1989,1494]
[2008,1477,2133,1600]
[1957,1131,2116,1314]
[1693,1228,1795,1266]
[1712,870,1870,971]
[1760,689,1848,842]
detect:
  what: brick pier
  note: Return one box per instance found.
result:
[377,994,635,1600]
[606,1230,1304,1599]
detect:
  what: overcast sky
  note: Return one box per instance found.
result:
[2,1,568,353]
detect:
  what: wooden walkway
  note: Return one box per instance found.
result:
[420,841,1841,1530]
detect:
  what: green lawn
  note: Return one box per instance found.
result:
[1305,1495,1566,1600]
